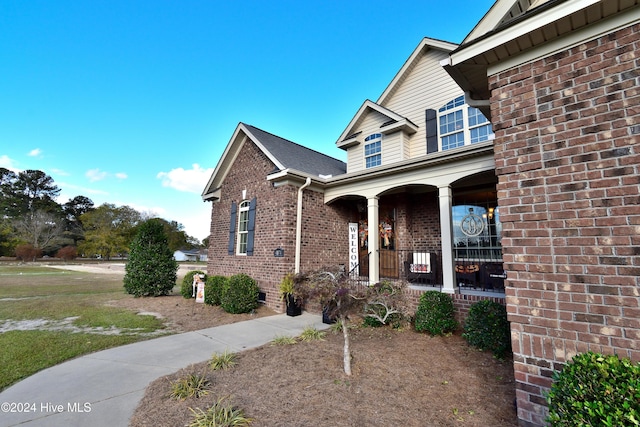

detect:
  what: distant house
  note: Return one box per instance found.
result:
[173,249,206,262]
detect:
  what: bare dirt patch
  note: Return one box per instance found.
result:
[107,293,275,333]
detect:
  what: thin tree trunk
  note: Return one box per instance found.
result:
[341,315,351,376]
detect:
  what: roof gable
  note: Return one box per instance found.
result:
[336,100,418,149]
[336,38,455,150]
[202,123,345,201]
[377,37,458,106]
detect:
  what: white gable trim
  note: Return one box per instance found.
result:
[377,37,458,105]
[241,125,286,171]
[463,0,521,43]
[450,0,600,66]
[202,123,285,201]
[336,100,417,149]
[487,6,640,75]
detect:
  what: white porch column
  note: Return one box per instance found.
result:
[439,185,458,294]
[367,196,380,284]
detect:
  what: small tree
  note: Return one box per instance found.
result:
[124,219,178,297]
[363,280,408,328]
[293,267,369,376]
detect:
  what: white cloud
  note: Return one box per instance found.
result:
[157,163,213,194]
[50,168,70,176]
[28,148,42,157]
[86,168,108,182]
[115,172,128,180]
[58,182,110,197]
[0,155,18,171]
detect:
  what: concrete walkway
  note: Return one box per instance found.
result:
[0,312,328,427]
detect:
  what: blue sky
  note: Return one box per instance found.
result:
[0,0,495,241]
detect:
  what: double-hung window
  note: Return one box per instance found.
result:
[468,107,493,143]
[364,133,382,168]
[438,95,494,151]
[236,200,250,255]
[228,197,257,256]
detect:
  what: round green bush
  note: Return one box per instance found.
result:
[462,299,511,358]
[546,352,640,426]
[204,275,228,306]
[220,273,260,314]
[414,291,458,335]
[180,270,206,299]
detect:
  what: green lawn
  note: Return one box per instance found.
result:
[0,263,171,391]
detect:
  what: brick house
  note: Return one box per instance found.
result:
[443,0,640,425]
[203,38,507,314]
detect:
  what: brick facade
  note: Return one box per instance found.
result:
[489,24,640,427]
[206,139,353,311]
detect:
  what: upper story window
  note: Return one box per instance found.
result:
[236,200,251,255]
[364,133,382,168]
[438,95,494,151]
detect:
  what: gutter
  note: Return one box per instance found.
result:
[295,177,312,273]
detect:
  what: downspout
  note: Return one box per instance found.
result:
[295,177,312,273]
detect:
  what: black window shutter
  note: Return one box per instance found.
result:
[228,202,237,255]
[246,197,257,256]
[426,109,438,154]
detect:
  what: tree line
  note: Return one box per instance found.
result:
[0,168,206,260]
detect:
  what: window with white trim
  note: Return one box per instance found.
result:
[236,200,250,255]
[364,133,382,168]
[438,95,494,151]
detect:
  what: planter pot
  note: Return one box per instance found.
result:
[285,294,302,317]
[322,306,336,324]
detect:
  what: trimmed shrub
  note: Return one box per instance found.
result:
[220,273,259,314]
[180,270,206,299]
[55,245,77,261]
[124,219,178,297]
[414,291,458,336]
[546,352,640,426]
[205,275,227,306]
[15,243,41,262]
[462,299,511,358]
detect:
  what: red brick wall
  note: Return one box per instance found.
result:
[299,192,353,273]
[489,23,640,427]
[207,139,354,312]
[206,140,296,311]
[394,191,442,251]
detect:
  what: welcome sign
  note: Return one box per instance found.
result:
[349,222,359,274]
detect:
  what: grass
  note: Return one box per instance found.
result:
[270,335,297,345]
[170,372,210,400]
[209,350,237,371]
[0,330,142,390]
[0,263,171,391]
[299,326,326,342]
[188,397,253,427]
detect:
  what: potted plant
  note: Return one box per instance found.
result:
[280,273,302,316]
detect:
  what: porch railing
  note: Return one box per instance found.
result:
[353,247,505,293]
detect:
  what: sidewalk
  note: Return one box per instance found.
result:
[0,312,328,427]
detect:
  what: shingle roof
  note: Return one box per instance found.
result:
[244,124,346,178]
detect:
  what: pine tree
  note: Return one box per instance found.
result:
[124,219,178,297]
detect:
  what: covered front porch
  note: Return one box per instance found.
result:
[325,146,503,296]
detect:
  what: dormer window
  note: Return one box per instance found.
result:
[364,133,382,168]
[438,95,494,151]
